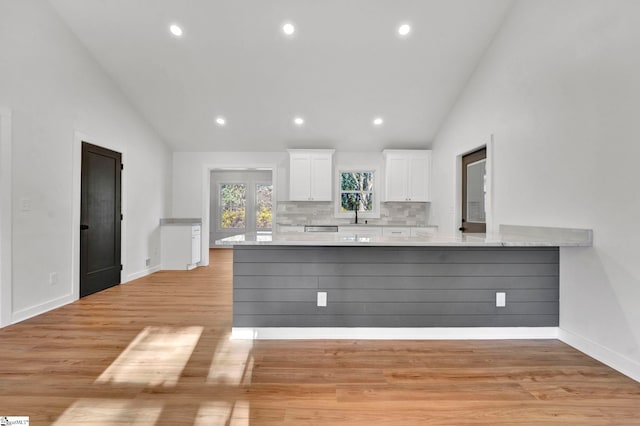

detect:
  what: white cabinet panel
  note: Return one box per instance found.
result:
[278,225,305,233]
[408,155,429,201]
[383,150,431,202]
[191,226,201,264]
[310,155,332,200]
[161,224,201,270]
[289,154,311,201]
[385,156,407,202]
[288,149,334,201]
[410,226,438,237]
[382,227,411,237]
[338,226,383,236]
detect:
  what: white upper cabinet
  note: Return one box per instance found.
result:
[383,150,431,202]
[288,149,335,201]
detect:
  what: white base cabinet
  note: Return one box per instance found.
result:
[161,224,201,270]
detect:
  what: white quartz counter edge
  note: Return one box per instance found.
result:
[216,231,592,247]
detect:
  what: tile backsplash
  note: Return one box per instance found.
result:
[276,201,430,226]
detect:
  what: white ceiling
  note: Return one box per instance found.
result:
[49,0,512,152]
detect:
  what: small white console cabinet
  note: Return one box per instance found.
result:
[161,220,201,270]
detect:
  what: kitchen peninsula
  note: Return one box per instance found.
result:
[218,225,592,339]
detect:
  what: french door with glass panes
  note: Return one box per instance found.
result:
[211,171,272,244]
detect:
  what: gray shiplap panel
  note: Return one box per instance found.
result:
[234,276,318,289]
[234,289,315,302]
[232,246,559,328]
[318,276,558,290]
[234,301,559,316]
[235,262,559,277]
[234,288,558,303]
[233,314,559,327]
[234,247,559,264]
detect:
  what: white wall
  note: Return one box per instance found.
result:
[0,108,12,326]
[431,0,640,380]
[0,1,172,324]
[172,152,287,263]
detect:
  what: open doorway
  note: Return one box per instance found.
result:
[460,147,487,233]
[210,170,272,246]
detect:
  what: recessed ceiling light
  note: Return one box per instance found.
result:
[282,22,295,36]
[373,117,384,126]
[398,23,411,37]
[293,116,304,126]
[169,24,183,37]
[215,116,226,127]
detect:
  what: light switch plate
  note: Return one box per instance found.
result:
[317,291,327,307]
[496,292,506,307]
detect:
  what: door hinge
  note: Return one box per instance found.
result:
[121,164,124,170]
[120,213,123,220]
[120,264,123,271]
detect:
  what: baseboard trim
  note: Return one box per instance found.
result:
[231,327,559,340]
[126,265,161,282]
[11,293,76,325]
[559,328,640,383]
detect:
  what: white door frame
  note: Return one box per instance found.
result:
[71,131,128,300]
[454,135,495,234]
[0,107,12,327]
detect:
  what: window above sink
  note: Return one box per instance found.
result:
[335,169,380,219]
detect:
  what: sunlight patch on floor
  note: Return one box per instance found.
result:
[95,326,203,386]
[195,401,250,426]
[53,398,163,425]
[207,333,254,385]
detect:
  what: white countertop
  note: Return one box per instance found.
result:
[216,226,592,247]
[160,218,202,226]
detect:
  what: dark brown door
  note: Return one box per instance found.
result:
[461,147,487,233]
[80,142,122,297]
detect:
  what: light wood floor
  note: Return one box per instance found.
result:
[1,249,639,425]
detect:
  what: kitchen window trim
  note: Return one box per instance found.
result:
[334,166,381,219]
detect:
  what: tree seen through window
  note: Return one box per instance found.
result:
[340,171,374,212]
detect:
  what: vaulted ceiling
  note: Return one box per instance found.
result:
[49,0,512,152]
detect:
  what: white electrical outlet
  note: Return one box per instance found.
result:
[317,291,327,307]
[496,292,506,307]
[49,272,58,286]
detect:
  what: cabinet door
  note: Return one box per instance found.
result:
[191,233,201,264]
[310,154,332,201]
[385,155,407,201]
[289,154,311,200]
[408,154,429,201]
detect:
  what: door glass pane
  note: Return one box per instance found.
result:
[466,159,486,223]
[256,184,273,229]
[220,183,246,229]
